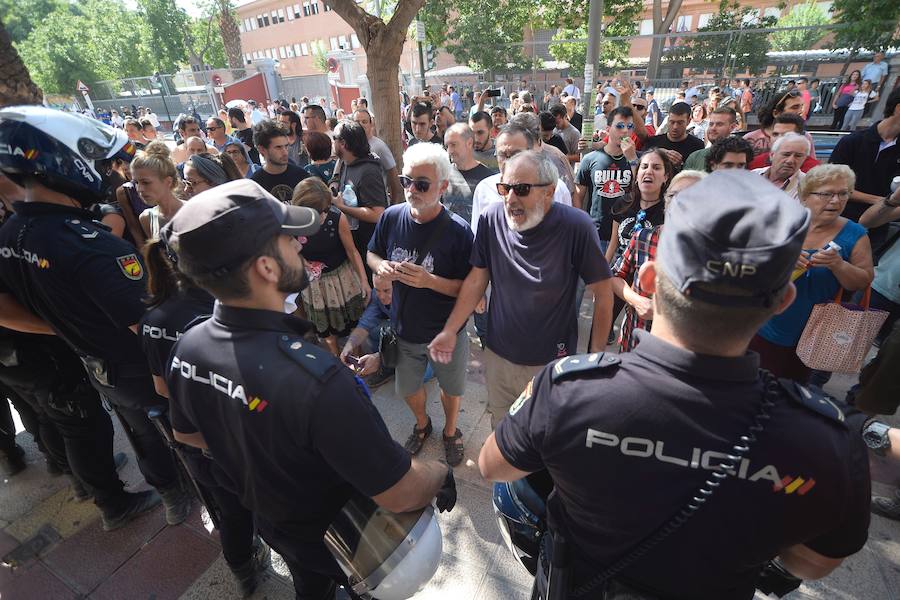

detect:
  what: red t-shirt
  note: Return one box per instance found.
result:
[749,152,820,173]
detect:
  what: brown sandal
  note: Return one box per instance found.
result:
[404,417,432,455]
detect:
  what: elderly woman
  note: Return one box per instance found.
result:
[612,170,706,352]
[750,164,874,383]
[223,140,260,178]
[182,152,243,198]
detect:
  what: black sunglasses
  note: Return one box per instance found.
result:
[496,182,553,197]
[399,175,432,192]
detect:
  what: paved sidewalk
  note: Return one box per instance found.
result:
[1,318,899,599]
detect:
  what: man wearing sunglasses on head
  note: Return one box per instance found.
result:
[574,107,637,255]
[430,150,612,429]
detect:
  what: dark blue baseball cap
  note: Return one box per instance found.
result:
[657,170,810,307]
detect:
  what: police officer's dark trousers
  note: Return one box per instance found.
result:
[0,352,126,507]
[255,517,362,600]
[87,369,180,491]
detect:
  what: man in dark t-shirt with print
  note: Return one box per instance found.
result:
[429,151,613,428]
[642,101,704,172]
[250,120,309,204]
[368,142,474,467]
[575,107,637,253]
[443,123,498,225]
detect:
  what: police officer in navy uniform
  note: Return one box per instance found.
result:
[163,179,456,600]
[479,170,872,599]
[0,106,191,530]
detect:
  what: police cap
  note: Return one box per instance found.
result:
[162,179,319,275]
[657,170,810,307]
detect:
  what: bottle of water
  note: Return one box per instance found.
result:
[343,183,359,230]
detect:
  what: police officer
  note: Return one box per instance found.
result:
[139,237,270,597]
[0,106,190,530]
[163,179,456,599]
[479,170,871,599]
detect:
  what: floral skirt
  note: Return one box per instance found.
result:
[301,260,365,337]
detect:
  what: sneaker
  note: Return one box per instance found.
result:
[158,483,192,526]
[442,428,464,467]
[403,417,432,455]
[871,491,900,521]
[366,369,394,390]
[0,444,26,477]
[101,490,162,531]
[231,537,272,598]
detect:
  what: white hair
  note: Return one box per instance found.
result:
[402,142,451,183]
[771,132,810,156]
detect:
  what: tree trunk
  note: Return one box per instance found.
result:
[326,0,427,172]
[218,1,244,70]
[0,20,43,105]
[647,0,684,81]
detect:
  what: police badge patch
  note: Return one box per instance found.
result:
[509,378,534,416]
[116,254,143,280]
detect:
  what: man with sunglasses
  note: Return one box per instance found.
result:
[367,143,474,466]
[575,107,637,254]
[205,117,238,154]
[430,150,611,428]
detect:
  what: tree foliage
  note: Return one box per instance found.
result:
[665,0,777,76]
[830,0,900,55]
[0,0,64,44]
[770,1,829,52]
[547,0,642,75]
[13,0,228,94]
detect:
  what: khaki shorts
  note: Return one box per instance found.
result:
[484,348,543,429]
[395,328,468,398]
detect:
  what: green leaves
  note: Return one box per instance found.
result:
[830,0,899,55]
[770,1,828,52]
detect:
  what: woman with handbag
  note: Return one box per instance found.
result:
[750,165,874,383]
[830,70,861,130]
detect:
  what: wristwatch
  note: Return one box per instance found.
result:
[862,419,892,456]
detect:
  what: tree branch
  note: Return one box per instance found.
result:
[325,0,371,38]
[386,0,426,39]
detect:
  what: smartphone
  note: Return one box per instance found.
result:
[485,89,502,98]
[346,355,361,366]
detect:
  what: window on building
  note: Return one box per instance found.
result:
[287,6,294,20]
[293,3,301,18]
[262,14,270,26]
[350,33,360,49]
[764,7,780,19]
[639,19,652,36]
[301,42,309,55]
[265,48,272,58]
[271,10,278,24]
[239,20,244,33]
[329,36,339,51]
[287,45,295,57]
[303,2,310,16]
[697,13,712,29]
[293,43,302,56]
[257,15,264,28]
[277,9,285,22]
[741,9,760,25]
[338,35,347,49]
[323,2,331,11]
[675,15,692,32]
[279,46,286,58]
[311,2,319,15]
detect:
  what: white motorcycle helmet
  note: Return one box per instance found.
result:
[0,105,135,206]
[325,493,442,600]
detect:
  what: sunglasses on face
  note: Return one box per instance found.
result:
[206,126,220,131]
[399,175,432,192]
[613,122,635,130]
[495,182,553,197]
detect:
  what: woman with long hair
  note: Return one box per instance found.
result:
[688,104,709,141]
[291,178,370,355]
[132,141,182,240]
[831,70,861,130]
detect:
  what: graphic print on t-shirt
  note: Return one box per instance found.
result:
[269,184,294,204]
[594,166,632,204]
[390,247,434,274]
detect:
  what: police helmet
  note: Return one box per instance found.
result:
[492,471,553,575]
[0,105,136,206]
[325,492,442,599]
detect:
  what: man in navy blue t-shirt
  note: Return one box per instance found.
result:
[429,151,613,428]
[368,142,474,466]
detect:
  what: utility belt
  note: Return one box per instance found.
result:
[80,356,150,389]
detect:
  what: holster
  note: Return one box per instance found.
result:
[81,356,113,388]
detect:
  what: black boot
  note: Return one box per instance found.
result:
[69,452,130,502]
[158,482,192,525]
[0,444,26,477]
[230,537,271,598]
[101,490,162,531]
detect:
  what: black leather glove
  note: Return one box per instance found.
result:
[756,560,802,597]
[435,466,457,513]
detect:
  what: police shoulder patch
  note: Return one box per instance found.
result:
[551,352,621,382]
[778,379,846,427]
[116,253,143,280]
[64,218,101,240]
[277,335,340,382]
[509,378,534,416]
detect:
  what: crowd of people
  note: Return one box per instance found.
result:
[0,62,898,600]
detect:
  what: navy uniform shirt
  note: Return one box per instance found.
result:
[0,202,149,366]
[166,304,411,543]
[139,287,214,377]
[496,331,870,599]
